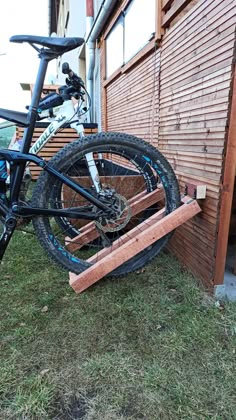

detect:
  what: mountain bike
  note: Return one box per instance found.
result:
[6,61,95,237]
[0,35,180,276]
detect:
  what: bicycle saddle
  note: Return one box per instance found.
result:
[10,35,84,54]
[0,108,29,127]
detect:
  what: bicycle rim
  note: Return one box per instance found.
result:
[32,133,180,276]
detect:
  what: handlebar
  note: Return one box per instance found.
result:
[62,62,85,90]
[37,62,88,115]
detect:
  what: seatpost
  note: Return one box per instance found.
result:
[21,55,50,153]
[10,52,53,202]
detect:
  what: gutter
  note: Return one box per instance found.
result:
[86,0,117,121]
[86,0,118,43]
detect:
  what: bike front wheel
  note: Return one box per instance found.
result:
[32,132,180,276]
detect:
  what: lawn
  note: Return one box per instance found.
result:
[0,230,236,419]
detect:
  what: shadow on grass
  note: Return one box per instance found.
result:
[0,231,236,419]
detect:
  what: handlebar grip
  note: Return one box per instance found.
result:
[62,62,72,75]
[62,62,85,88]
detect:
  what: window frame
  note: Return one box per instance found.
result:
[104,0,161,84]
[105,14,124,79]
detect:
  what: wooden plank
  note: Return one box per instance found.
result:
[162,35,235,83]
[161,145,224,154]
[106,53,160,94]
[156,0,163,40]
[160,96,230,117]
[161,60,233,98]
[108,107,228,127]
[169,240,214,289]
[169,156,222,169]
[173,229,215,263]
[164,150,223,160]
[178,221,215,246]
[162,0,173,11]
[162,0,196,27]
[162,19,235,72]
[69,196,202,293]
[172,160,221,174]
[159,135,225,142]
[66,188,164,252]
[214,67,236,285]
[160,81,231,108]
[173,164,221,182]
[87,210,166,264]
[175,170,220,187]
[162,0,234,47]
[160,67,232,100]
[107,79,160,107]
[162,2,235,61]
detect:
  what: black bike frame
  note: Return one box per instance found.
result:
[0,49,111,261]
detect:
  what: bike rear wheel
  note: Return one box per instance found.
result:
[32,132,180,276]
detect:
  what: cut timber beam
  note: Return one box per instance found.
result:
[69,196,201,293]
[66,188,164,252]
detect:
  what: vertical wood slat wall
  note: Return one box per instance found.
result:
[100,0,236,287]
[159,0,235,286]
[16,125,98,179]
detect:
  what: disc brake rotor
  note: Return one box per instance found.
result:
[95,193,131,233]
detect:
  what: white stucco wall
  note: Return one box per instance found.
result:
[55,0,86,84]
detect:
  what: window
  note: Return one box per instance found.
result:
[106,0,156,78]
[124,0,156,62]
[106,17,124,78]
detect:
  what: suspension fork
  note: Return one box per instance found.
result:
[72,122,102,193]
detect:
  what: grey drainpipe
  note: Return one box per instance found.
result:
[86,1,94,122]
[86,0,117,122]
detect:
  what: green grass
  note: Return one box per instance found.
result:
[0,230,236,419]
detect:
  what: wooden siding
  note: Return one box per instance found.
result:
[162,0,198,28]
[16,125,98,179]
[101,0,236,287]
[106,48,160,145]
[159,0,235,286]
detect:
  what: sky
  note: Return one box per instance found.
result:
[0,0,56,113]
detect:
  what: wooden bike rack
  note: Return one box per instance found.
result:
[67,189,202,293]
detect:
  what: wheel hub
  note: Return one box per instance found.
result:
[95,193,131,233]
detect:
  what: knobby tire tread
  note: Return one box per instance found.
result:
[32,132,180,276]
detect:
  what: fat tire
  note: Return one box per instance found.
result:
[32,132,180,275]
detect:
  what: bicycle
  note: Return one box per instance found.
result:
[6,61,94,237]
[0,34,180,277]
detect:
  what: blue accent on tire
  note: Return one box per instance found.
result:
[48,234,82,264]
[142,155,168,188]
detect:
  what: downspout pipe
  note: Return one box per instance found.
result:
[86,0,117,122]
[86,0,94,122]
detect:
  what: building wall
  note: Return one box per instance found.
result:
[99,0,236,287]
[55,0,86,85]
